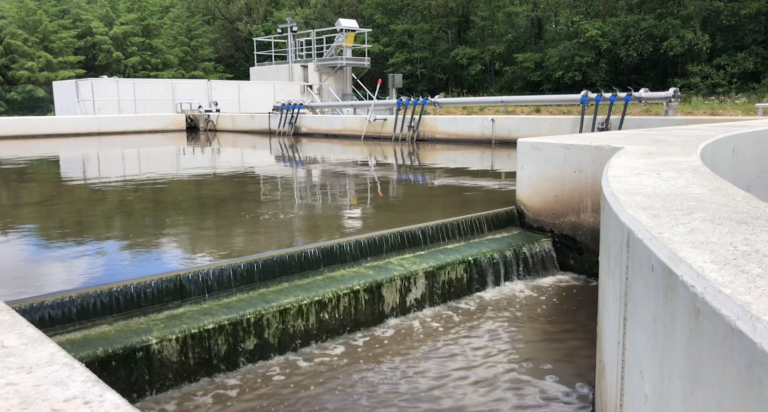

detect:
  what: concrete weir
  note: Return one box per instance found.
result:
[13,207,519,333]
[518,119,768,411]
[52,229,557,402]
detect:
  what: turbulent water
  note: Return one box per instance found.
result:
[137,273,597,412]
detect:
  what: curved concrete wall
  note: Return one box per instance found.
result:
[700,130,768,202]
[518,120,768,411]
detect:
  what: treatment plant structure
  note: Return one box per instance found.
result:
[1,16,768,412]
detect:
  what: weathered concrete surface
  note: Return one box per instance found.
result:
[519,119,768,411]
[217,113,756,143]
[0,301,137,411]
[0,114,185,137]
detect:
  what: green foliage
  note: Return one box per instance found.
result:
[1,0,767,114]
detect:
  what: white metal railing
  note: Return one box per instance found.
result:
[253,26,371,68]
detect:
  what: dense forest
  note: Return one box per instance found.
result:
[1,0,767,114]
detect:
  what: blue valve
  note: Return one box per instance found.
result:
[595,94,602,104]
[405,99,411,106]
[421,99,428,105]
[280,104,285,110]
[397,100,402,107]
[580,95,588,105]
[609,95,617,104]
[624,95,632,103]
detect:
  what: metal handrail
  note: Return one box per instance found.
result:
[352,74,376,100]
[253,26,371,67]
[276,88,683,111]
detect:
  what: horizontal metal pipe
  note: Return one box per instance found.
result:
[283,88,680,111]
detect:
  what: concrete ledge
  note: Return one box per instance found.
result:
[518,119,768,411]
[0,114,185,138]
[0,301,137,411]
[217,113,757,143]
[54,231,555,401]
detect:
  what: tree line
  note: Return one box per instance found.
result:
[1,0,767,114]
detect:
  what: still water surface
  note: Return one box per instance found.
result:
[0,133,515,300]
[137,273,596,412]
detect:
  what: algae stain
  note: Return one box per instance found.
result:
[406,274,427,307]
[382,279,402,314]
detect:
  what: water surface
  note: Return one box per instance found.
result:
[137,273,596,412]
[0,132,516,300]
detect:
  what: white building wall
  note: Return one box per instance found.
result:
[53,78,306,116]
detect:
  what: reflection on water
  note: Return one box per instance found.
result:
[137,274,596,412]
[0,132,516,301]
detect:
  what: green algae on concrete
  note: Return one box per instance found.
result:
[14,207,519,332]
[53,229,556,402]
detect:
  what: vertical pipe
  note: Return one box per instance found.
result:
[391,99,402,141]
[413,98,428,141]
[276,104,285,137]
[590,90,603,133]
[290,103,303,137]
[578,91,589,134]
[602,89,617,132]
[405,96,419,141]
[398,97,410,141]
[618,89,633,131]
[282,102,294,135]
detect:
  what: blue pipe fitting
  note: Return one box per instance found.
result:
[405,99,411,107]
[609,95,617,104]
[580,95,588,105]
[421,99,428,105]
[595,94,602,104]
[624,95,632,103]
[397,100,402,107]
[280,104,285,110]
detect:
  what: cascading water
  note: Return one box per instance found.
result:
[15,208,520,333]
[52,231,562,402]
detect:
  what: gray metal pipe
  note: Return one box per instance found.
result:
[290,88,681,111]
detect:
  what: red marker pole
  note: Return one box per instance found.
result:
[361,78,383,141]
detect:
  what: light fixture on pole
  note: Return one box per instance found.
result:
[276,18,299,81]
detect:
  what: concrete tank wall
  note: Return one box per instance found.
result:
[216,113,756,143]
[0,114,185,138]
[518,119,768,411]
[699,130,768,202]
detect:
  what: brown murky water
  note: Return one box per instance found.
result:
[0,132,516,301]
[137,274,597,412]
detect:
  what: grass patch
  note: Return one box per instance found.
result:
[421,93,768,117]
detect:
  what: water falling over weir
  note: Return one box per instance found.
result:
[13,207,519,333]
[50,229,560,402]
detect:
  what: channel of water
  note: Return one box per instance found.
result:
[137,273,596,412]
